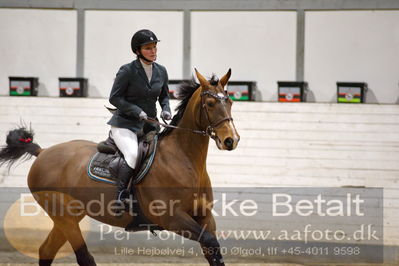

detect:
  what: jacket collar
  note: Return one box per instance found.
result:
[133,59,159,86]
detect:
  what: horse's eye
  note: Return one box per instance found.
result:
[206,99,216,108]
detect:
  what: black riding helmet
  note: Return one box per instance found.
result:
[131,29,160,54]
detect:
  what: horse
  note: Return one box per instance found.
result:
[0,69,240,266]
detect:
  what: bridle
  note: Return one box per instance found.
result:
[200,90,234,139]
[146,89,233,139]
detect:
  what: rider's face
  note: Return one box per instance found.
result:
[139,42,157,63]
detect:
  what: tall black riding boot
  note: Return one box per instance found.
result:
[109,157,135,215]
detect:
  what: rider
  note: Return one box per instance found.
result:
[107,29,172,205]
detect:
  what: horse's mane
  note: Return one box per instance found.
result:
[159,75,219,139]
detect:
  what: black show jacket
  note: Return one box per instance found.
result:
[107,59,171,133]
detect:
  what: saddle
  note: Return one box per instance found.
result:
[86,130,162,233]
[87,130,158,186]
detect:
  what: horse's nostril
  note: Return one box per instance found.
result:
[224,137,234,149]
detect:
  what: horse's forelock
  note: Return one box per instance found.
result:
[209,74,219,86]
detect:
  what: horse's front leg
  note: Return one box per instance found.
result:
[196,212,224,266]
[159,211,225,266]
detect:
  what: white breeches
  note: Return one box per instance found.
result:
[110,126,138,169]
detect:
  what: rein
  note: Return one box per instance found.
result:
[145,117,208,136]
[146,90,233,139]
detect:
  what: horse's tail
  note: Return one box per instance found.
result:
[0,126,42,171]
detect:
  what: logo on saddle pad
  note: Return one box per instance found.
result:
[87,134,158,185]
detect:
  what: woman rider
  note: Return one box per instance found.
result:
[107,29,172,204]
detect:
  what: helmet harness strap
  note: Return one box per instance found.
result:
[138,51,153,63]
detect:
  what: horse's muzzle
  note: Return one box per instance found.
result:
[214,120,240,151]
[224,135,240,150]
[224,137,234,150]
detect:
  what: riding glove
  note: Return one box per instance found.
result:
[139,111,148,121]
[161,110,172,120]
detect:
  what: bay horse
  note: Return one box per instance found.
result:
[0,69,239,266]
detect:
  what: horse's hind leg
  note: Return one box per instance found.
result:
[53,216,96,266]
[39,214,95,266]
[39,226,67,266]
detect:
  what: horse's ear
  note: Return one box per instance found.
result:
[220,68,231,87]
[195,68,209,87]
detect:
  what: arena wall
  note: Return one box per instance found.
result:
[1,8,399,103]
